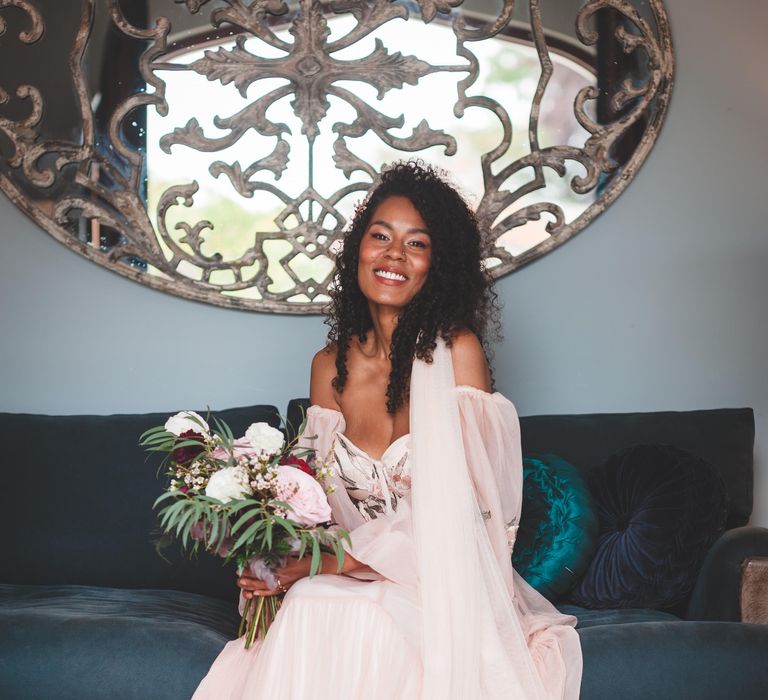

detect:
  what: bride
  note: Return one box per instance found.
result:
[192,161,583,699]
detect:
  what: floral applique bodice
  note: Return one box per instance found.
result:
[331,432,411,522]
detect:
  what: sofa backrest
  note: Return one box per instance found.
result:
[287,399,755,529]
[0,405,281,601]
[519,407,755,529]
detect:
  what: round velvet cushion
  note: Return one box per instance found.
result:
[568,443,729,610]
[512,453,598,601]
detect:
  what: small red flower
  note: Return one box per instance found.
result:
[280,454,314,475]
[173,429,206,466]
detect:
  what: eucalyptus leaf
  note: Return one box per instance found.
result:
[174,506,198,539]
[153,491,181,508]
[159,498,189,528]
[273,516,298,539]
[310,537,321,576]
[139,426,172,443]
[231,507,265,535]
[297,534,308,560]
[232,520,266,551]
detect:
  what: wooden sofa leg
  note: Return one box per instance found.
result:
[741,556,768,623]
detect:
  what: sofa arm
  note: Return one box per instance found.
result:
[686,526,768,621]
[741,556,768,623]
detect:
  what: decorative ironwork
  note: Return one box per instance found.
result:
[0,0,674,313]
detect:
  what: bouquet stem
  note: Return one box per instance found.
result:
[240,594,284,649]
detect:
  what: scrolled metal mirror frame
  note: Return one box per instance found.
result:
[0,0,674,313]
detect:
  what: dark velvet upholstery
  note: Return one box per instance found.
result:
[568,444,728,610]
[557,604,680,629]
[513,454,598,600]
[577,621,768,700]
[686,525,768,621]
[0,584,239,700]
[0,405,280,601]
[518,407,754,530]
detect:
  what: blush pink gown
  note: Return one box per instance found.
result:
[192,340,583,699]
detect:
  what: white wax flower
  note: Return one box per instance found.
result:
[245,422,285,457]
[164,411,210,438]
[205,466,250,503]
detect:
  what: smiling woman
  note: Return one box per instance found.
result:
[325,161,500,416]
[357,196,433,310]
[190,161,583,699]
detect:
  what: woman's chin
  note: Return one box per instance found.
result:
[367,296,409,311]
[360,282,413,308]
[364,290,414,311]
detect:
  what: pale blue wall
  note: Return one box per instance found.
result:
[1,0,767,523]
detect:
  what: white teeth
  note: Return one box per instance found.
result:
[375,269,407,281]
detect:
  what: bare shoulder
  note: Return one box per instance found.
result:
[310,344,340,409]
[449,329,492,392]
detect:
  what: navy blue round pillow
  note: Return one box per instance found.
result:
[568,443,728,610]
[512,453,598,601]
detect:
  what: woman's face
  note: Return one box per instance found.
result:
[357,195,432,310]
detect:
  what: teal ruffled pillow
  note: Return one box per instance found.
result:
[512,453,598,601]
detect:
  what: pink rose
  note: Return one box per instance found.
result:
[275,465,332,526]
[212,436,260,462]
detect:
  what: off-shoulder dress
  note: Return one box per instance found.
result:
[192,339,582,699]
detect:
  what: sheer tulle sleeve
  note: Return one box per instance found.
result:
[297,405,346,469]
[456,385,523,589]
[298,405,418,587]
[455,384,582,699]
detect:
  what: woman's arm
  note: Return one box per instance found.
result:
[310,345,342,410]
[238,551,371,598]
[450,329,492,392]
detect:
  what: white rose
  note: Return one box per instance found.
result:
[205,466,251,503]
[244,422,285,457]
[164,411,210,439]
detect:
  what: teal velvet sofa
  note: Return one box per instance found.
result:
[0,405,277,700]
[512,406,768,700]
[2,403,768,699]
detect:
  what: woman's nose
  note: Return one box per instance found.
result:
[384,242,406,260]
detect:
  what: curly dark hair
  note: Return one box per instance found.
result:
[325,160,501,414]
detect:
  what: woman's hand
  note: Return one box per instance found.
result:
[238,557,310,598]
[238,552,370,598]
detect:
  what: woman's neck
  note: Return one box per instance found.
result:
[365,302,400,359]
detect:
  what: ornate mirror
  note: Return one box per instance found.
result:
[0,0,673,313]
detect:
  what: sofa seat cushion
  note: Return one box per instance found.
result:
[0,584,239,700]
[577,620,768,700]
[556,603,680,629]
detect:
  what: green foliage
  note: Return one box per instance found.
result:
[154,491,348,574]
[141,411,349,586]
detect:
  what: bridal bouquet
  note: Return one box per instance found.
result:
[140,410,349,648]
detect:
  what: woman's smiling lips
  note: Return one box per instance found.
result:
[373,267,408,284]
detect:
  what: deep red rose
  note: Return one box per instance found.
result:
[280,454,314,475]
[173,429,206,466]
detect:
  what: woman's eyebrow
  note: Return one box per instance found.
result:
[370,219,430,235]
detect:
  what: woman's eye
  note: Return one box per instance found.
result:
[371,231,388,241]
[409,240,429,248]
